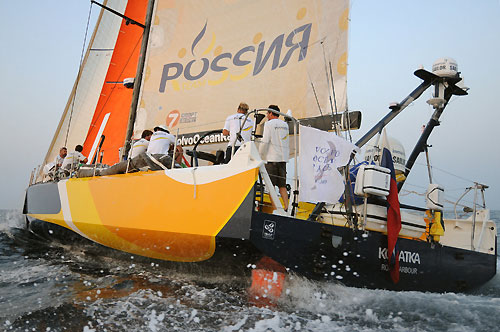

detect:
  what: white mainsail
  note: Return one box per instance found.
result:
[135,0,349,142]
[42,0,128,166]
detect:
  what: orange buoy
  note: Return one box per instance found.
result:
[248,257,286,306]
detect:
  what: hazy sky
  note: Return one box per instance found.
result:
[347,0,500,211]
[0,0,499,211]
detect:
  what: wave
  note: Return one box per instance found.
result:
[1,209,499,331]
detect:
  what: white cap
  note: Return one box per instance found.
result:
[154,125,169,133]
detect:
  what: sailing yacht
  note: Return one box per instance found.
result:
[23,0,496,292]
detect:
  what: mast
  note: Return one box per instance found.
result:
[123,0,156,159]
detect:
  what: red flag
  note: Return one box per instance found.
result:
[381,144,402,283]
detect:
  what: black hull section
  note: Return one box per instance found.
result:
[250,211,497,292]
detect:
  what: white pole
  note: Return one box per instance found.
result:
[471,184,478,251]
[171,128,179,169]
[289,120,299,215]
[260,165,286,215]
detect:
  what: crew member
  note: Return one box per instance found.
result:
[259,105,290,210]
[62,145,88,170]
[222,102,254,163]
[147,125,176,155]
[174,145,188,168]
[54,147,67,169]
[129,129,153,159]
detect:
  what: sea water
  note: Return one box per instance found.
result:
[0,209,499,332]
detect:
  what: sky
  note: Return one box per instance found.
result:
[0,0,499,211]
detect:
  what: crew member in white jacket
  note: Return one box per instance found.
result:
[129,129,153,159]
[259,105,290,210]
[62,145,88,170]
[147,125,176,155]
[222,102,254,163]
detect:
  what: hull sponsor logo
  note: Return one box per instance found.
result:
[166,110,181,127]
[167,110,198,128]
[381,263,418,275]
[379,247,421,265]
[180,112,197,124]
[331,235,342,248]
[176,132,229,146]
[262,220,276,240]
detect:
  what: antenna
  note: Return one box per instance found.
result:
[398,57,469,191]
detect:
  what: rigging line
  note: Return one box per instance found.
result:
[343,1,356,136]
[345,109,353,142]
[65,2,93,147]
[398,189,425,197]
[320,42,332,107]
[400,182,480,208]
[328,60,352,143]
[310,80,327,128]
[411,159,478,184]
[433,167,475,184]
[400,187,479,208]
[329,59,349,141]
[397,153,477,186]
[278,0,332,123]
[87,35,143,131]
[401,182,428,190]
[329,61,339,116]
[444,198,476,208]
[321,42,339,134]
[446,187,479,192]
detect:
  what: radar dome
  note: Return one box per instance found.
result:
[432,57,458,78]
[364,136,406,174]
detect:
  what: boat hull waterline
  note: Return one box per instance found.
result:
[251,212,497,292]
[25,164,259,262]
[25,209,497,293]
[24,177,497,292]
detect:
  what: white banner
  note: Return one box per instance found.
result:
[299,125,358,203]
